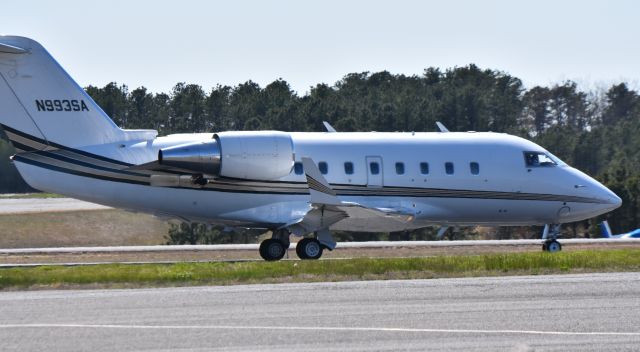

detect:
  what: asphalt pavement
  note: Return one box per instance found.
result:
[1,272,639,351]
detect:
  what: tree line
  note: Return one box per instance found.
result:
[1,64,639,241]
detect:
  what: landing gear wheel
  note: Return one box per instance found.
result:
[259,239,287,261]
[543,239,562,253]
[296,238,323,260]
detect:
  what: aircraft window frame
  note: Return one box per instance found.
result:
[470,162,480,175]
[420,162,429,175]
[445,162,454,175]
[319,161,329,175]
[546,151,566,166]
[395,162,405,175]
[294,162,303,175]
[524,151,558,167]
[344,162,354,175]
[369,162,380,175]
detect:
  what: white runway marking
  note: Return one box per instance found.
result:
[1,323,639,336]
[0,198,110,214]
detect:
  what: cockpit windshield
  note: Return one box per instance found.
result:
[524,151,565,167]
[545,151,566,166]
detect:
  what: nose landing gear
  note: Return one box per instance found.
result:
[543,239,562,252]
[542,224,562,253]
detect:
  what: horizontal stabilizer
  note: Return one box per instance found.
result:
[0,42,28,54]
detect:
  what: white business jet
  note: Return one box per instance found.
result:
[0,37,622,260]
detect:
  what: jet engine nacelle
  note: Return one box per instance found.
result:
[158,131,294,180]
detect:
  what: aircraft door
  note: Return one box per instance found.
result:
[366,156,383,188]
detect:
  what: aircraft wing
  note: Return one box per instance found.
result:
[285,158,416,242]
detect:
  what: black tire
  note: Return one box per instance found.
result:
[259,239,286,261]
[546,239,562,253]
[296,238,323,260]
[295,239,309,259]
[542,242,548,251]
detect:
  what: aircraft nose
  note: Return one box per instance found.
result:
[562,167,622,220]
[571,167,622,211]
[594,183,622,211]
[607,192,622,208]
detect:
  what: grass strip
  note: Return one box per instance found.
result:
[0,193,63,199]
[1,249,639,290]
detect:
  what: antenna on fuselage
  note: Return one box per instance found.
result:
[322,121,337,133]
[436,121,449,133]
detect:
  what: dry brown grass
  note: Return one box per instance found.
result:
[0,209,168,248]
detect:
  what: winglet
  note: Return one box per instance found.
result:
[600,220,613,238]
[301,157,341,205]
[436,121,449,132]
[322,121,337,133]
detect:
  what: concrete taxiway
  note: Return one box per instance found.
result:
[1,272,639,351]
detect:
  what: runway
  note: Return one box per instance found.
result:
[1,272,639,351]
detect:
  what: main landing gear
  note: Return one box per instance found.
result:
[259,229,290,261]
[259,238,287,261]
[258,230,331,261]
[296,238,323,260]
[541,224,562,253]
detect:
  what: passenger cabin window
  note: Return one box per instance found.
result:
[369,162,380,175]
[344,162,354,175]
[470,162,479,175]
[319,162,328,175]
[524,152,557,167]
[294,162,303,175]
[420,162,429,175]
[395,162,405,175]
[445,162,454,175]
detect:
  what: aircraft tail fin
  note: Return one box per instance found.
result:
[600,220,613,238]
[0,36,155,151]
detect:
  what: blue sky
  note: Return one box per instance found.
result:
[2,0,638,94]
